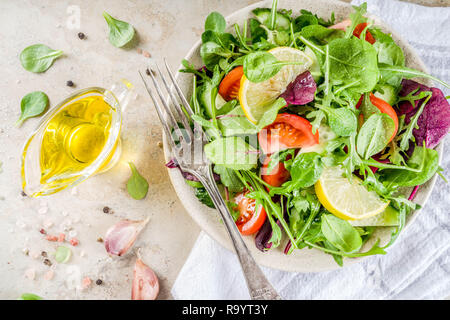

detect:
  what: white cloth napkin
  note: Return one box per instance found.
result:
[171,0,450,300]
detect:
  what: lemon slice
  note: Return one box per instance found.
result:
[315,166,390,220]
[239,47,312,123]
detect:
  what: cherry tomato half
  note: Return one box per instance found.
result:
[218,66,244,101]
[258,113,319,154]
[353,22,376,44]
[234,191,267,235]
[260,155,291,188]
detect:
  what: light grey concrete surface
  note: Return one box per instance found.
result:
[0,0,447,300]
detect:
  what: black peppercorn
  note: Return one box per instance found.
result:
[66,80,74,87]
[95,279,103,285]
[103,206,111,214]
[78,32,86,40]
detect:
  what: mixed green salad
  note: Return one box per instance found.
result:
[167,1,450,265]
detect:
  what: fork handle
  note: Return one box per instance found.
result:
[195,166,282,300]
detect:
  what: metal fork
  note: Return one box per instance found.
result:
[139,60,281,300]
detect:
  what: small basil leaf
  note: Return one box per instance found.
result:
[103,12,135,48]
[20,44,63,73]
[16,91,49,126]
[321,214,362,253]
[127,162,149,200]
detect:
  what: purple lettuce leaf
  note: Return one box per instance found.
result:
[255,219,282,252]
[280,71,317,105]
[397,79,450,149]
[165,158,219,182]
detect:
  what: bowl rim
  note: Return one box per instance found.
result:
[162,0,444,272]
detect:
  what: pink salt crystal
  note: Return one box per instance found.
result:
[46,235,58,242]
[82,277,92,289]
[58,233,66,242]
[137,48,142,54]
[70,238,79,246]
[142,50,151,58]
[24,268,35,280]
[44,270,54,280]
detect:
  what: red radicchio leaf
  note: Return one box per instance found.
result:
[104,218,150,256]
[132,253,159,300]
[397,79,450,149]
[255,219,282,252]
[165,158,220,182]
[280,71,317,105]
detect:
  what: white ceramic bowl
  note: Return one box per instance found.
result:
[163,0,443,272]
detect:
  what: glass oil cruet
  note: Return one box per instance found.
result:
[21,80,134,197]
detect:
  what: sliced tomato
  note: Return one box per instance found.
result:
[234,191,267,235]
[258,113,319,154]
[353,22,376,44]
[356,93,398,142]
[260,155,291,188]
[218,66,244,101]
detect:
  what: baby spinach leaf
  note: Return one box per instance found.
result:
[204,136,258,170]
[321,214,362,253]
[356,113,395,159]
[127,162,149,200]
[213,164,244,192]
[16,91,49,126]
[205,12,226,33]
[243,51,307,83]
[20,44,63,73]
[103,12,135,48]
[195,187,215,208]
[322,106,357,137]
[327,37,379,93]
[200,41,234,70]
[18,293,43,300]
[218,97,286,135]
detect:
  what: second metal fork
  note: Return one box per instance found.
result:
[139,60,281,300]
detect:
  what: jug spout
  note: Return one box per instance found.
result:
[104,79,136,113]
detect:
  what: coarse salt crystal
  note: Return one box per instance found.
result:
[80,250,86,257]
[82,277,92,289]
[61,211,68,216]
[24,268,35,280]
[44,270,54,280]
[38,207,48,214]
[43,220,54,228]
[71,187,78,195]
[68,230,77,238]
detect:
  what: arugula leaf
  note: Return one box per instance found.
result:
[103,12,135,48]
[127,162,149,200]
[16,91,49,126]
[378,64,450,89]
[381,146,439,187]
[20,44,63,73]
[345,3,368,38]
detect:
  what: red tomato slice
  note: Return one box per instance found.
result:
[356,93,399,142]
[258,113,319,154]
[260,155,291,188]
[218,66,244,101]
[234,191,267,235]
[353,23,376,44]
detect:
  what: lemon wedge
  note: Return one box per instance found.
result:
[315,166,390,220]
[238,47,312,123]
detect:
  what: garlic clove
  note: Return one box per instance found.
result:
[131,254,159,300]
[104,217,150,256]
